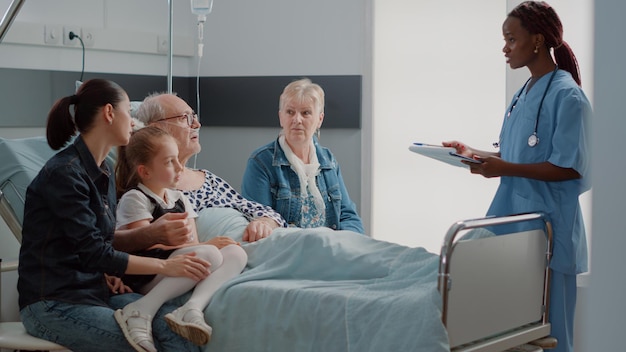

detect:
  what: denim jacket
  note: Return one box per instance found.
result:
[18,136,129,309]
[242,138,364,234]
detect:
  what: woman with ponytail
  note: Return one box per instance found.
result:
[18,79,206,352]
[443,2,591,351]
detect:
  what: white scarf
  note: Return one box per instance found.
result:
[279,135,325,211]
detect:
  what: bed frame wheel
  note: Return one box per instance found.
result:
[529,336,558,349]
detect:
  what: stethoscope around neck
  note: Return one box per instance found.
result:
[495,65,558,148]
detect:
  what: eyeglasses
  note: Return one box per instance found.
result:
[158,112,198,127]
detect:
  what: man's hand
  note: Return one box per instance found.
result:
[151,212,194,246]
[114,212,194,252]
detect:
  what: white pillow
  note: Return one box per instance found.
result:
[195,207,249,243]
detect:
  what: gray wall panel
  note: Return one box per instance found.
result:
[0,68,361,128]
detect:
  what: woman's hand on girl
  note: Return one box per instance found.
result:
[163,252,211,281]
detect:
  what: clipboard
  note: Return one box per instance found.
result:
[408,143,482,169]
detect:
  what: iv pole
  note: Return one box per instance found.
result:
[167,0,173,93]
[0,0,25,44]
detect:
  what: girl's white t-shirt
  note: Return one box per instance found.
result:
[116,183,198,229]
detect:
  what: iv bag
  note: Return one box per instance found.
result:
[191,0,213,16]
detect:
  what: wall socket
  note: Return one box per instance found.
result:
[81,28,95,47]
[63,25,81,46]
[44,25,62,45]
[157,35,170,54]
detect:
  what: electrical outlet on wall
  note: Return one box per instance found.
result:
[63,26,81,46]
[157,35,169,54]
[81,28,95,47]
[44,24,62,45]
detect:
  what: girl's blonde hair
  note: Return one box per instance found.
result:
[115,125,175,199]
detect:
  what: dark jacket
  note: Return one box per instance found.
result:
[18,136,128,309]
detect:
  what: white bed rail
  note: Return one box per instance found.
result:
[439,212,553,351]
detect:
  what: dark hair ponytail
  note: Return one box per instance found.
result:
[46,78,126,150]
[509,1,581,86]
[46,95,78,150]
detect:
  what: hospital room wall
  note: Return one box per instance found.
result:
[0,0,366,229]
[371,0,593,253]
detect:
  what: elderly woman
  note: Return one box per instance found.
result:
[241,78,364,233]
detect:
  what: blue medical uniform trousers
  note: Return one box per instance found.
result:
[547,271,577,352]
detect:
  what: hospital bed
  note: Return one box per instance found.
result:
[0,135,554,352]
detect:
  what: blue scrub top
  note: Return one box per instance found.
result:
[487,69,592,275]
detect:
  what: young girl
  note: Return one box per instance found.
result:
[114,126,248,350]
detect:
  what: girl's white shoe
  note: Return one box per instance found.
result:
[114,307,157,352]
[164,306,212,345]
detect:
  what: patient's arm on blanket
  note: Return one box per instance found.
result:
[243,216,280,242]
[113,212,194,252]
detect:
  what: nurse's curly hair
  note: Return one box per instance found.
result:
[509,1,581,86]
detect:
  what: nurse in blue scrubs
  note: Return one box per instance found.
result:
[443,2,591,352]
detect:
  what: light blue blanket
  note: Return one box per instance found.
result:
[185,208,450,352]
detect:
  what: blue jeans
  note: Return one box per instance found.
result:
[20,293,200,352]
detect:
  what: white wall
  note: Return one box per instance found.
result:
[0,0,196,75]
[371,1,504,252]
[194,0,366,76]
[371,1,593,256]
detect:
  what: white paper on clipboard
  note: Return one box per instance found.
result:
[408,143,480,169]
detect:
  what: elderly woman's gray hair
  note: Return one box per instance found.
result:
[279,78,325,113]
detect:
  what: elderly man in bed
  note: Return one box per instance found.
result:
[113,93,287,253]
